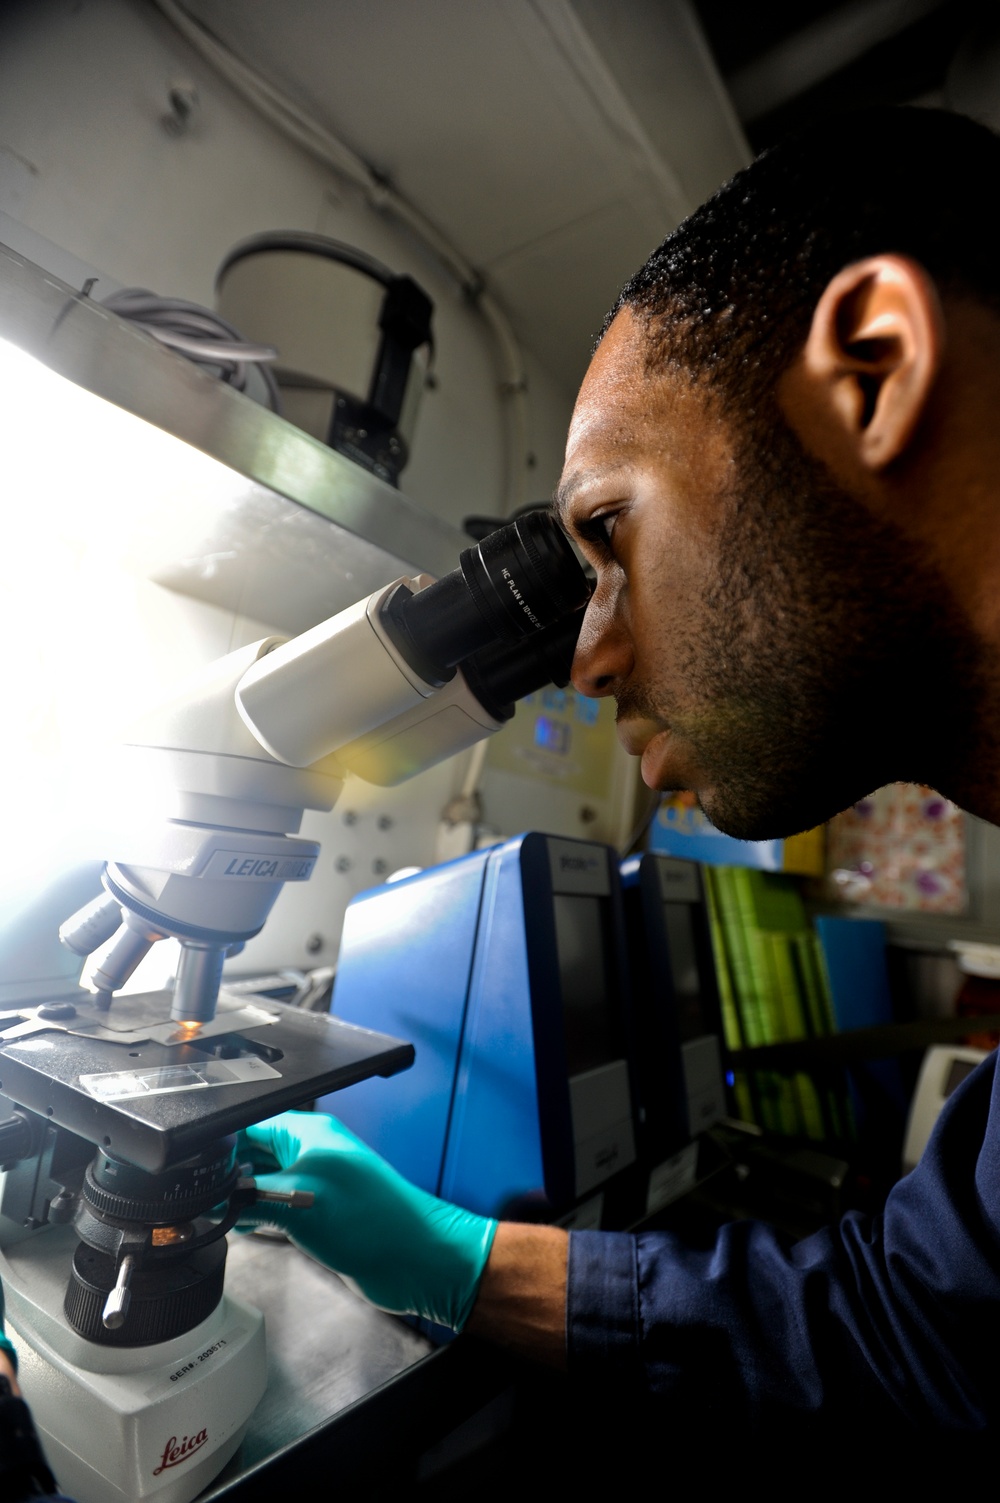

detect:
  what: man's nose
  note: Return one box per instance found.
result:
[570,593,632,699]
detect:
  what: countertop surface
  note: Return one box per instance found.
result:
[198,1231,436,1497]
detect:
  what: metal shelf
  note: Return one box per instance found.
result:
[0,240,466,635]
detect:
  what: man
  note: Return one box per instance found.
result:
[235,106,1000,1441]
[6,104,1000,1459]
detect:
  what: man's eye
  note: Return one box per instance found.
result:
[579,513,617,549]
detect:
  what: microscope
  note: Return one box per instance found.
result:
[0,512,589,1503]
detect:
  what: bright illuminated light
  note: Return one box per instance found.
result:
[0,335,252,922]
[0,334,248,565]
[167,1020,205,1044]
[152,1225,194,1246]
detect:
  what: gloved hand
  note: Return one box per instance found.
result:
[238,1112,498,1331]
[0,1277,16,1378]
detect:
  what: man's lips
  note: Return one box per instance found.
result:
[616,718,694,793]
[615,715,664,758]
[616,718,678,789]
[639,729,678,790]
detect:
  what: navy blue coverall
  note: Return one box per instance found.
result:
[568,1049,1000,1436]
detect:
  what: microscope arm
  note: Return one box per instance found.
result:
[58,577,505,1023]
[57,511,589,1025]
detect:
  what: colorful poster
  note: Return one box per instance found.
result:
[825,785,966,913]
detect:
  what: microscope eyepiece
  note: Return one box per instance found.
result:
[460,510,589,642]
[461,600,589,722]
[381,511,590,685]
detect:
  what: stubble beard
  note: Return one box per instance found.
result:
[617,401,988,841]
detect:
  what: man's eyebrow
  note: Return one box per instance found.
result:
[553,472,586,521]
[553,465,627,522]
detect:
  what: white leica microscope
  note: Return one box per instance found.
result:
[0,512,589,1503]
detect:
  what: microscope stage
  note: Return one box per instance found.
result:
[0,989,414,1172]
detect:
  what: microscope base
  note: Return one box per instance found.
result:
[2,1227,266,1503]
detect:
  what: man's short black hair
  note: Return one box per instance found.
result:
[608,107,1000,407]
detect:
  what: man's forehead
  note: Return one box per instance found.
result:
[569,314,648,428]
[582,307,650,400]
[556,311,671,513]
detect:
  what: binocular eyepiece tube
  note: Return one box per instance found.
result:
[380,510,591,693]
[53,513,593,1028]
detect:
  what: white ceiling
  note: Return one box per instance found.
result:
[183,0,749,392]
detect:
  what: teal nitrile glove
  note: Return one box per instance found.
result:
[0,1277,17,1374]
[238,1111,498,1331]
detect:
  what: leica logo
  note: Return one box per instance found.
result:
[152,1430,209,1475]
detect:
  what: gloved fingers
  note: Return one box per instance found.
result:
[241,1117,306,1170]
[0,1281,15,1376]
[233,1203,292,1234]
[235,1127,280,1175]
[242,1111,373,1169]
[234,1169,316,1232]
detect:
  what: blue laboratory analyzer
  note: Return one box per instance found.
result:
[323,832,638,1222]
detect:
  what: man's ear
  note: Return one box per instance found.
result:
[796,255,944,471]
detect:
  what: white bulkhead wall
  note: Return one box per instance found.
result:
[0,0,576,520]
[0,0,584,982]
